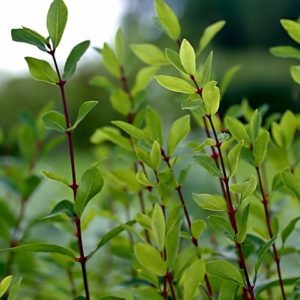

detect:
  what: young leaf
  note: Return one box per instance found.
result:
[253,130,269,166]
[89,220,136,257]
[150,141,162,170]
[220,65,241,97]
[206,260,244,286]
[151,204,165,251]
[72,101,98,129]
[74,167,104,216]
[249,109,262,142]
[290,65,300,84]
[281,110,296,148]
[202,81,220,115]
[134,243,167,276]
[165,48,186,73]
[145,107,163,144]
[207,215,235,241]
[281,216,300,247]
[280,19,300,44]
[154,0,181,40]
[11,27,47,51]
[50,200,74,218]
[193,154,222,177]
[112,120,147,141]
[132,66,159,96]
[179,39,196,75]
[63,40,90,79]
[0,276,13,297]
[191,219,206,239]
[0,243,76,259]
[167,115,190,155]
[228,140,244,177]
[230,175,257,201]
[236,204,251,243]
[42,110,66,132]
[254,236,276,284]
[47,0,68,48]
[193,194,226,211]
[42,170,69,186]
[155,75,195,94]
[201,51,213,85]
[115,28,125,64]
[130,44,168,65]
[198,20,226,54]
[281,171,300,200]
[109,89,131,116]
[181,258,206,300]
[270,46,300,59]
[181,98,206,115]
[25,57,59,84]
[225,116,250,144]
[101,43,121,78]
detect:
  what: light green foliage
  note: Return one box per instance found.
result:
[102,43,121,78]
[193,193,226,211]
[74,167,104,216]
[207,215,235,241]
[25,57,59,84]
[202,81,220,115]
[0,276,13,297]
[150,141,162,170]
[17,125,36,162]
[165,48,186,73]
[281,216,300,247]
[225,116,250,144]
[110,89,131,116]
[131,44,168,65]
[253,130,269,166]
[145,107,163,144]
[281,171,300,200]
[166,220,181,270]
[115,28,125,64]
[132,66,159,96]
[228,140,244,177]
[72,101,98,130]
[220,65,241,96]
[270,46,300,59]
[230,175,257,201]
[42,170,69,186]
[249,109,262,142]
[191,219,206,239]
[42,110,66,132]
[290,65,300,84]
[179,39,196,75]
[154,0,181,40]
[7,277,22,300]
[47,0,68,48]
[198,20,226,54]
[193,154,223,177]
[155,75,195,94]
[112,120,147,141]
[236,204,250,243]
[167,115,190,155]
[280,19,300,44]
[151,204,165,251]
[63,40,90,79]
[201,51,213,85]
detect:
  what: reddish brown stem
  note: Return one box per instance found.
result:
[255,167,286,300]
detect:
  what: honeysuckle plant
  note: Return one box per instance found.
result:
[2,0,300,299]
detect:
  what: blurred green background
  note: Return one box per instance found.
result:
[1,0,300,146]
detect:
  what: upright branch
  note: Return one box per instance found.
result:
[49,48,90,300]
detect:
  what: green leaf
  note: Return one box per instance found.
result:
[74,167,104,217]
[228,140,244,177]
[49,200,74,218]
[154,0,181,40]
[89,76,114,90]
[47,0,68,48]
[291,65,300,84]
[181,258,206,300]
[253,130,269,166]
[236,204,251,243]
[109,89,131,116]
[72,101,98,129]
[225,116,250,144]
[0,243,76,259]
[11,27,47,51]
[0,276,13,297]
[220,65,241,97]
[249,109,262,142]
[167,115,190,155]
[281,216,300,247]
[193,193,226,211]
[181,98,206,115]
[281,171,300,200]
[207,215,235,241]
[101,43,121,78]
[256,277,299,296]
[254,236,276,284]
[99,297,125,300]
[112,120,147,141]
[280,19,300,44]
[201,51,213,85]
[89,220,136,257]
[193,154,222,177]
[155,75,195,94]
[145,107,163,144]
[17,125,35,162]
[42,110,66,132]
[150,141,162,170]
[132,66,159,96]
[179,39,196,75]
[218,281,238,300]
[136,170,155,187]
[230,175,257,201]
[165,48,186,73]
[202,81,220,115]
[134,243,167,276]
[25,57,59,84]
[115,28,125,64]
[131,44,168,65]
[63,40,90,79]
[198,20,226,54]
[281,110,296,148]
[206,260,244,286]
[270,46,300,59]
[7,277,22,300]
[151,204,165,251]
[166,220,181,270]
[41,170,69,186]
[191,219,206,239]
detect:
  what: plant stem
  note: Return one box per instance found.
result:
[49,49,90,300]
[255,167,286,300]
[206,115,255,300]
[167,272,177,300]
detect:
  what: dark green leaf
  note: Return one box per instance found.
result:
[63,40,90,79]
[72,101,98,129]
